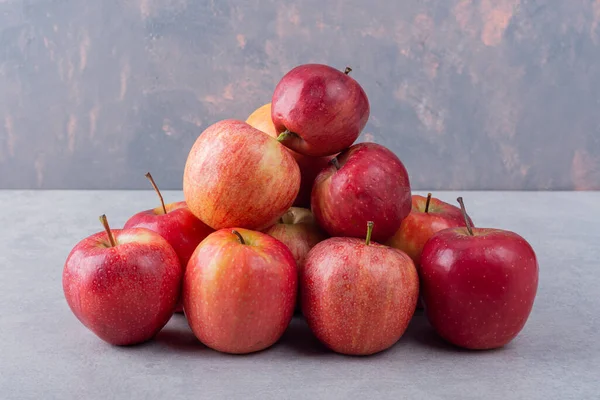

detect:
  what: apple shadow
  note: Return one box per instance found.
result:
[153,314,208,352]
[279,316,329,356]
[405,314,508,354]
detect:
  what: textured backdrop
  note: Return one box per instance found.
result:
[1,0,599,190]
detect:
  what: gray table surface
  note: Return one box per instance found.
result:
[1,190,598,400]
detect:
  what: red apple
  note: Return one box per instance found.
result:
[312,142,412,243]
[183,228,297,354]
[271,64,370,157]
[63,215,182,345]
[387,193,474,267]
[246,103,333,208]
[301,222,419,355]
[263,207,327,310]
[420,198,539,350]
[124,173,213,312]
[183,119,300,230]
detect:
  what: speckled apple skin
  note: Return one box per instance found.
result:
[183,119,300,230]
[301,237,419,356]
[62,228,182,346]
[312,143,412,243]
[271,64,370,157]
[183,228,297,354]
[124,201,214,312]
[420,227,539,350]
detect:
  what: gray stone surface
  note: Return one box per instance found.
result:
[1,0,600,191]
[1,190,598,399]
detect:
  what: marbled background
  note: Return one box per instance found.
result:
[0,0,598,190]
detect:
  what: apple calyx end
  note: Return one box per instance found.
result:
[99,214,117,247]
[344,66,352,75]
[232,230,245,245]
[145,172,167,215]
[425,193,432,213]
[456,197,474,236]
[365,221,374,246]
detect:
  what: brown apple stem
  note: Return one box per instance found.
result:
[456,197,474,236]
[99,214,117,247]
[330,157,341,170]
[365,221,374,246]
[145,172,167,214]
[424,193,432,213]
[232,230,245,245]
[344,67,352,75]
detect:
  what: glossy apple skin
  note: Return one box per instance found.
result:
[387,195,474,267]
[301,237,419,355]
[183,228,297,354]
[420,227,539,350]
[312,143,412,243]
[62,228,182,345]
[246,103,333,208]
[271,64,370,157]
[124,201,213,312]
[183,119,300,230]
[263,208,327,310]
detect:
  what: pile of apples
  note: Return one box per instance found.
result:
[63,64,539,355]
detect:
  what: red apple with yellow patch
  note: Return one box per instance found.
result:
[183,119,300,230]
[301,222,419,355]
[183,228,297,354]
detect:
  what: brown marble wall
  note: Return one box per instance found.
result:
[0,0,599,190]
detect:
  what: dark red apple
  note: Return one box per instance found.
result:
[246,103,333,207]
[271,64,370,157]
[311,142,412,243]
[63,215,182,345]
[387,193,474,267]
[263,207,327,310]
[184,119,300,230]
[183,228,297,354]
[420,198,539,350]
[124,172,213,312]
[301,222,419,355]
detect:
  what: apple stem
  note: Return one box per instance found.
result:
[344,67,352,75]
[99,214,117,247]
[365,221,374,246]
[425,193,432,213]
[330,157,341,170]
[145,172,167,214]
[456,197,474,236]
[232,230,245,245]
[277,130,298,142]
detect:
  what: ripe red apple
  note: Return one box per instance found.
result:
[183,228,297,354]
[387,193,474,267]
[124,173,213,312]
[420,198,539,350]
[246,103,333,208]
[183,119,300,230]
[312,142,412,243]
[63,215,182,345]
[301,222,419,355]
[271,64,370,157]
[263,207,327,310]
